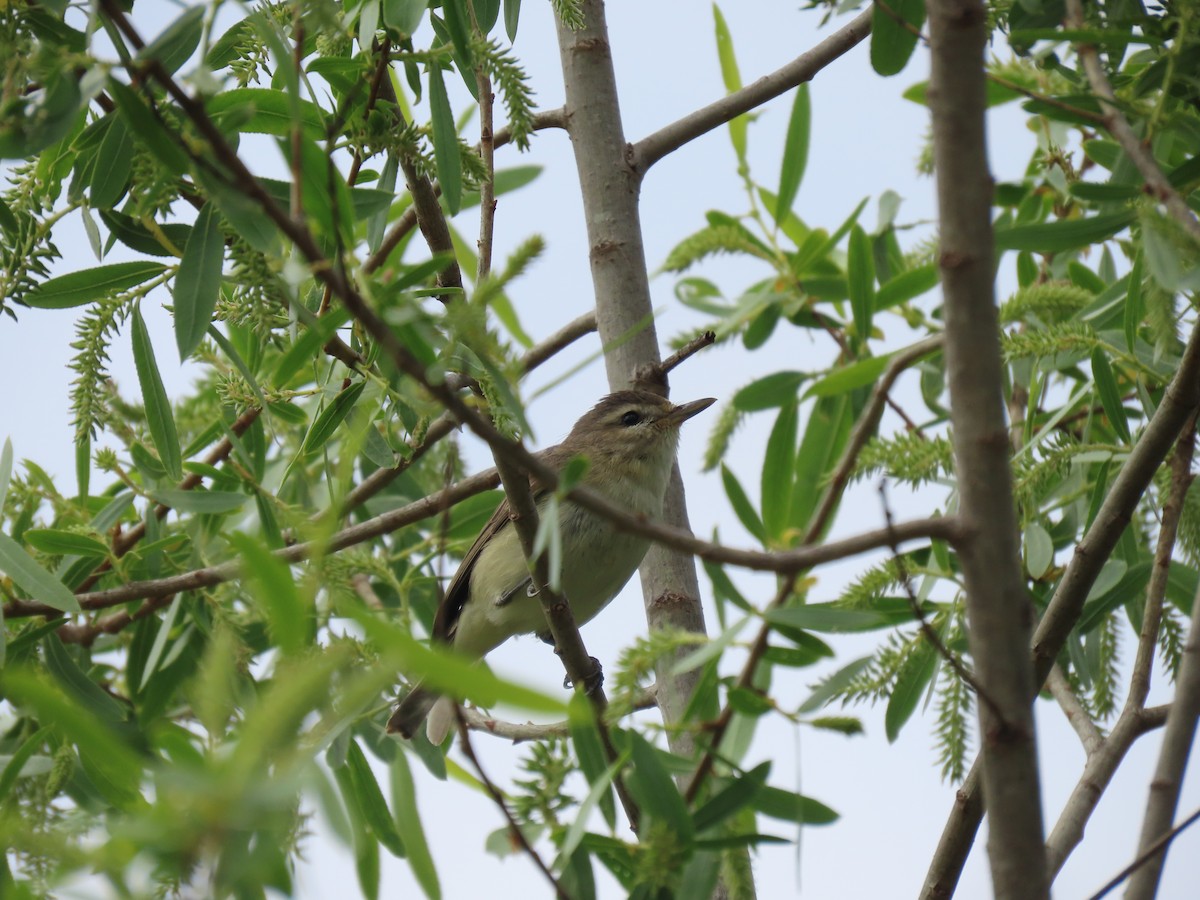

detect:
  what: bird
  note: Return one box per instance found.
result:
[386,389,715,743]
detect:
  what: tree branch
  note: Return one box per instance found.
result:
[453,710,569,899]
[922,313,1200,897]
[1065,0,1200,244]
[1125,576,1200,896]
[630,9,873,174]
[927,0,1047,895]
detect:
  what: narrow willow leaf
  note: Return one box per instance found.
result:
[303,381,367,455]
[760,402,798,541]
[0,437,12,511]
[847,225,875,345]
[994,211,1135,252]
[345,740,406,858]
[174,203,225,360]
[805,352,891,399]
[877,263,939,310]
[231,532,308,656]
[23,529,109,558]
[721,464,767,544]
[692,763,771,833]
[713,4,747,164]
[207,88,326,140]
[148,489,247,515]
[0,533,81,612]
[885,639,937,742]
[775,84,810,225]
[138,595,182,691]
[427,63,462,214]
[131,305,183,482]
[626,733,693,839]
[23,261,166,309]
[391,751,441,898]
[1124,252,1143,352]
[107,78,188,175]
[139,5,205,74]
[733,371,807,411]
[1091,348,1131,443]
[88,115,133,210]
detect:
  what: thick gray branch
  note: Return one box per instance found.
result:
[926,0,1047,896]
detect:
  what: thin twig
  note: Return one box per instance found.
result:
[1046,664,1103,756]
[1088,806,1200,900]
[631,9,873,173]
[362,108,567,277]
[1065,0,1200,243]
[458,684,659,743]
[633,331,716,392]
[879,481,1007,725]
[453,711,570,900]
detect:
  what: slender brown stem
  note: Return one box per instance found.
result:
[453,711,570,899]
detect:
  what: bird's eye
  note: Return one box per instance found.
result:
[620,410,642,427]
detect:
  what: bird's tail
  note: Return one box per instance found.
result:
[386,685,457,744]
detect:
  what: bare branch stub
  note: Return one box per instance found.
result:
[631,330,716,394]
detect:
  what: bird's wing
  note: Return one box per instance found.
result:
[430,450,564,642]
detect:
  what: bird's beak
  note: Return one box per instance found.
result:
[665,397,717,427]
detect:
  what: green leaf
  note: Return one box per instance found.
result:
[99,209,192,257]
[88,115,133,209]
[1124,252,1143,353]
[107,78,189,175]
[206,88,327,141]
[345,740,406,858]
[721,464,767,544]
[503,0,520,40]
[0,438,12,512]
[805,352,890,399]
[761,402,798,540]
[174,203,225,361]
[798,656,873,713]
[275,308,352,385]
[775,85,810,225]
[23,261,167,309]
[693,762,771,833]
[231,533,309,656]
[427,64,462,215]
[1091,348,1130,443]
[303,381,367,455]
[0,533,81,612]
[348,608,566,716]
[790,393,852,535]
[391,751,441,898]
[567,696,617,831]
[994,211,1135,253]
[137,594,181,691]
[767,605,904,633]
[884,638,937,742]
[876,263,939,310]
[847,225,875,344]
[43,634,129,724]
[131,305,183,482]
[23,529,109,558]
[713,4,747,164]
[3,670,142,808]
[148,489,248,514]
[1024,521,1054,579]
[139,5,205,74]
[0,725,53,801]
[626,733,693,839]
[753,785,838,825]
[384,0,432,36]
[871,0,925,76]
[733,371,807,411]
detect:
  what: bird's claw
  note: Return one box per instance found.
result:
[562,657,604,694]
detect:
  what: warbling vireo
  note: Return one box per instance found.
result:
[387,389,715,743]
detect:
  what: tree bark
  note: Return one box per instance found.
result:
[925,0,1048,897]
